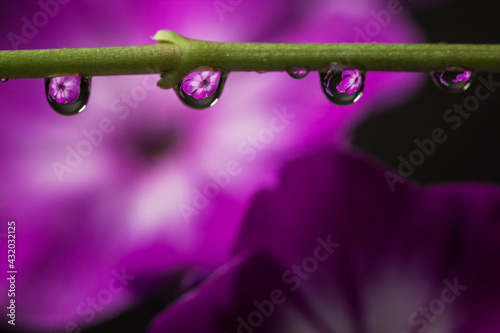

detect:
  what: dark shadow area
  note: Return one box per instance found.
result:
[353,0,500,185]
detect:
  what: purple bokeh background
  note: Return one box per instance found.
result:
[1,0,486,332]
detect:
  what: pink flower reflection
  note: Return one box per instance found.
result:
[48,76,81,103]
[453,71,472,83]
[181,71,221,99]
[336,70,362,94]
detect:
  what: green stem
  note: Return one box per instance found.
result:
[0,30,499,89]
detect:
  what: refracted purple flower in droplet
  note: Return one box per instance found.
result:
[181,71,221,100]
[292,69,308,76]
[437,72,450,87]
[453,71,472,83]
[288,67,308,79]
[48,76,82,104]
[336,70,362,94]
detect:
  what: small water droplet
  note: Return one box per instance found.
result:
[287,68,309,79]
[45,76,91,116]
[175,71,228,110]
[319,68,365,106]
[430,70,474,93]
[1,78,9,83]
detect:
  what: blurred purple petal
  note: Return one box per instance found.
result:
[148,251,297,333]
[150,146,500,332]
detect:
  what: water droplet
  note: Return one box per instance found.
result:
[430,70,474,93]
[1,78,9,83]
[175,71,228,110]
[319,68,365,106]
[287,68,309,79]
[45,76,91,116]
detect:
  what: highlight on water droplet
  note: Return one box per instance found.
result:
[319,68,365,106]
[430,69,474,93]
[175,70,228,110]
[287,67,309,79]
[45,76,91,116]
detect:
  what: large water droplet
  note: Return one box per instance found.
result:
[45,76,91,116]
[430,70,474,93]
[1,78,9,83]
[175,71,228,110]
[287,68,309,79]
[319,68,365,106]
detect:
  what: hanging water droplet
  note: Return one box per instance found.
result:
[45,76,91,116]
[319,68,365,106]
[287,68,309,79]
[1,78,9,83]
[175,71,228,110]
[430,70,474,93]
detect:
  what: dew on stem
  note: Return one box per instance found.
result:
[430,69,475,93]
[287,68,309,79]
[45,76,91,116]
[319,68,365,106]
[174,71,228,110]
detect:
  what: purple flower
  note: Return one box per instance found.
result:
[180,71,221,99]
[453,71,472,83]
[148,147,500,333]
[336,70,362,94]
[48,76,82,103]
